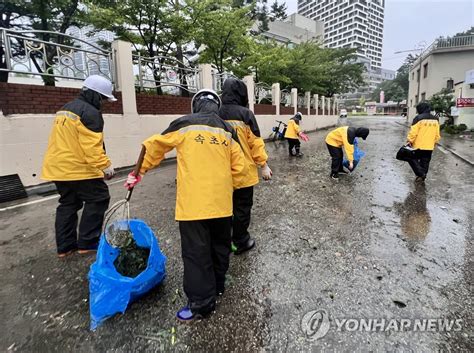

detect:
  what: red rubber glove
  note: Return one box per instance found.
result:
[124,172,142,189]
[299,132,309,142]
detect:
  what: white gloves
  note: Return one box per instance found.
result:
[103,165,115,180]
[261,163,272,180]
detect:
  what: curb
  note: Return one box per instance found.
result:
[437,142,474,167]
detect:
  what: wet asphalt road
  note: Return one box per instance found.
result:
[0,117,472,352]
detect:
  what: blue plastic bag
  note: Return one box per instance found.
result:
[343,138,366,170]
[88,219,166,330]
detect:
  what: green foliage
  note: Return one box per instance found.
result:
[232,40,292,84]
[428,88,455,118]
[236,41,364,96]
[233,0,287,33]
[443,124,468,135]
[87,0,211,57]
[195,2,253,73]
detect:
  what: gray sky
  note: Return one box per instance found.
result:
[284,0,474,71]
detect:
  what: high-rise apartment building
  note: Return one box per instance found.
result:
[66,26,115,79]
[298,0,385,70]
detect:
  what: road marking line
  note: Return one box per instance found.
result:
[0,195,59,211]
[0,177,128,212]
[437,145,448,154]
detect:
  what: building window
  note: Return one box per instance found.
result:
[421,92,426,102]
[415,95,419,105]
[410,99,413,107]
[416,69,420,82]
[412,72,415,80]
[447,79,454,90]
[423,63,428,78]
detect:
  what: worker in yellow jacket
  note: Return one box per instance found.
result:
[42,75,116,257]
[218,78,272,255]
[325,126,369,179]
[125,89,246,322]
[284,112,304,156]
[406,102,440,182]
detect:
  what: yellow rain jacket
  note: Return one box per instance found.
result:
[325,126,355,162]
[41,92,111,181]
[284,118,301,139]
[219,78,268,188]
[140,112,246,221]
[407,113,440,150]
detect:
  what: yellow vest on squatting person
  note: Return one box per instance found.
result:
[218,78,268,189]
[42,91,111,181]
[325,126,370,162]
[139,112,247,221]
[284,119,301,139]
[407,103,440,150]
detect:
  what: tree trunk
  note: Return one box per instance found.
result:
[0,46,8,83]
[39,21,56,86]
[176,45,190,97]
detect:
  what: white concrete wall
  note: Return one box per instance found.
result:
[0,113,337,187]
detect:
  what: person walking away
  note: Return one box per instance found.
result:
[285,112,305,156]
[406,102,440,182]
[41,75,116,258]
[218,78,272,255]
[325,126,369,180]
[125,89,246,322]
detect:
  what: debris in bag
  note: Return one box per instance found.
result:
[89,219,166,330]
[113,229,150,278]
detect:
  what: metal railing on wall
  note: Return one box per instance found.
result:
[0,28,114,82]
[254,82,272,104]
[280,89,291,106]
[211,67,237,93]
[132,54,201,96]
[297,94,306,108]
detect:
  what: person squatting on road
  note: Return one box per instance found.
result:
[325,126,370,180]
[125,89,246,322]
[218,78,272,255]
[406,102,440,183]
[41,75,116,258]
[284,112,305,157]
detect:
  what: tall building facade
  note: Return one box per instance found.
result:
[254,13,324,45]
[66,26,115,79]
[298,0,385,70]
[298,0,388,107]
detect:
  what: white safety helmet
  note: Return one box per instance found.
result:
[83,75,117,102]
[295,111,303,120]
[191,89,221,113]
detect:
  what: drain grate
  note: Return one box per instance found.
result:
[0,174,28,203]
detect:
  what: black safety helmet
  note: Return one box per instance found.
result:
[294,112,303,121]
[191,89,222,114]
